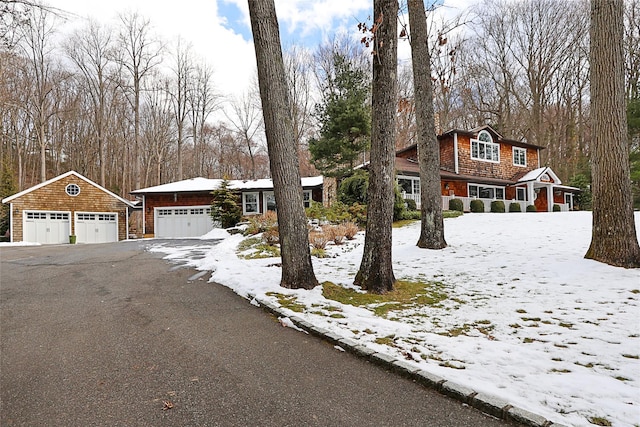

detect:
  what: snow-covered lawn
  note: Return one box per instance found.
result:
[149,211,640,427]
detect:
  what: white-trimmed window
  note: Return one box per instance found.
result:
[471,130,499,162]
[243,192,259,215]
[264,190,312,211]
[516,187,527,201]
[513,147,527,166]
[65,183,80,196]
[264,192,277,212]
[303,190,312,208]
[468,184,504,199]
[397,176,420,196]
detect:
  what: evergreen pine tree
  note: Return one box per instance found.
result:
[309,52,370,178]
[210,180,242,229]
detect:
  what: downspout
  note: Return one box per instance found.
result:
[142,195,146,236]
[537,148,541,168]
[9,203,13,242]
[454,132,459,174]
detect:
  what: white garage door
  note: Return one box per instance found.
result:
[24,211,70,244]
[75,213,118,244]
[155,206,214,238]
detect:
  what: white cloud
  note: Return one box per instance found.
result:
[50,0,256,103]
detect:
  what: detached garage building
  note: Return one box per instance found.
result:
[2,171,135,244]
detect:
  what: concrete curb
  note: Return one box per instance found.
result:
[252,294,568,427]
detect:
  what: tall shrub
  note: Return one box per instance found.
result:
[210,180,242,228]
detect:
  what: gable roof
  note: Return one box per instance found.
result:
[517,167,561,184]
[131,176,324,194]
[469,124,504,140]
[2,170,135,207]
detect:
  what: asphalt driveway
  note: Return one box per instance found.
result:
[0,241,511,426]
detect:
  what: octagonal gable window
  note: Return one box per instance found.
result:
[65,183,80,197]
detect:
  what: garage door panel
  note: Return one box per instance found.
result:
[76,213,118,244]
[155,206,214,238]
[24,211,70,244]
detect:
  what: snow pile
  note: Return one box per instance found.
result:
[149,211,640,427]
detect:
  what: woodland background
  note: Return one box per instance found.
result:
[0,0,639,207]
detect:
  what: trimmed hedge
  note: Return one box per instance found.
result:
[449,198,464,212]
[490,200,505,213]
[509,202,522,212]
[405,198,417,211]
[470,199,485,213]
[553,204,561,212]
[526,204,537,212]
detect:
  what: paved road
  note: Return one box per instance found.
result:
[1,242,512,426]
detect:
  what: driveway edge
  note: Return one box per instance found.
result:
[251,294,568,427]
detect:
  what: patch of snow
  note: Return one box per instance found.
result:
[0,241,41,247]
[278,316,308,334]
[200,228,231,240]
[149,211,640,427]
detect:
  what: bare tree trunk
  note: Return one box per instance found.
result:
[586,0,640,267]
[248,0,319,290]
[354,0,398,294]
[408,0,447,250]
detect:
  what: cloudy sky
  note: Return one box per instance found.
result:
[48,0,473,104]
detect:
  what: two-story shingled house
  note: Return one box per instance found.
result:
[395,125,579,212]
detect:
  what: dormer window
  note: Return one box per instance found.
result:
[471,130,499,162]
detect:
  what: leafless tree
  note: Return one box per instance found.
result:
[355,0,398,294]
[0,51,31,189]
[586,0,640,267]
[248,0,319,290]
[225,91,262,180]
[284,45,317,175]
[188,61,218,176]
[117,11,163,191]
[17,5,59,182]
[624,0,640,99]
[396,64,416,149]
[141,78,174,186]
[167,37,193,180]
[64,19,117,186]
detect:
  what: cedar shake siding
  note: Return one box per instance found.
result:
[393,125,579,211]
[439,138,456,172]
[453,133,540,181]
[3,171,133,243]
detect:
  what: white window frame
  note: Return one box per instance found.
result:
[471,130,500,163]
[564,193,573,210]
[264,190,312,211]
[65,183,81,196]
[397,175,420,196]
[516,187,527,201]
[513,147,527,167]
[468,184,505,200]
[242,192,259,215]
[303,190,312,208]
[263,191,277,212]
